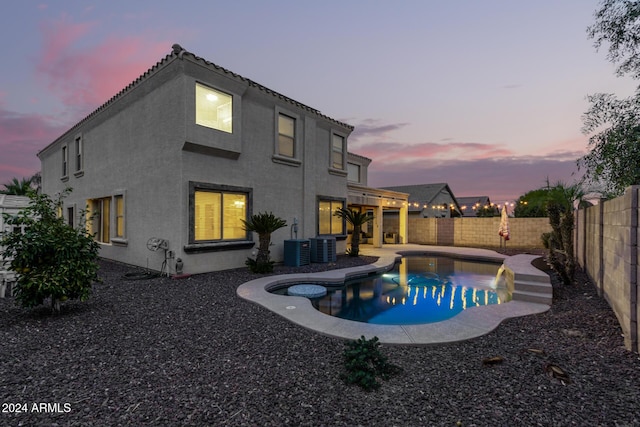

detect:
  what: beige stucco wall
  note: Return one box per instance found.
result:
[39,53,351,274]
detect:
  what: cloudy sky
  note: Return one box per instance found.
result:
[0,0,637,205]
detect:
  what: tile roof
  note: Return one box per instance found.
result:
[39,44,353,156]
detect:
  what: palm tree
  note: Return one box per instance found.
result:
[334,207,374,257]
[1,177,34,195]
[542,180,585,285]
[242,211,287,273]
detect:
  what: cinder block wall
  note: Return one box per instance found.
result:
[576,186,640,353]
[384,216,551,248]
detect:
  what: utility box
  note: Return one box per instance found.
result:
[310,236,337,263]
[283,239,310,267]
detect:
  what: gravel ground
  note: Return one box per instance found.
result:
[1,250,639,427]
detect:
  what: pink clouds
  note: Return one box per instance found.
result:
[0,103,65,184]
[36,15,168,112]
[0,14,172,185]
[356,141,514,163]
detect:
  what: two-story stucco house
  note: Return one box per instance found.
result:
[38,44,407,275]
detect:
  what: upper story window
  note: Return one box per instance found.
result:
[347,162,361,183]
[332,134,345,170]
[61,145,68,178]
[75,136,83,173]
[195,82,233,133]
[278,114,295,157]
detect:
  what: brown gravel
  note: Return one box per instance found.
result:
[1,250,639,426]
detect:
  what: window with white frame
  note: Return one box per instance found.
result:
[278,113,295,158]
[318,198,345,235]
[332,134,345,170]
[347,162,361,183]
[191,184,249,242]
[195,82,233,133]
[62,145,68,178]
[74,135,83,174]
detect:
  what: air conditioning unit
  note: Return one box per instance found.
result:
[310,236,336,263]
[283,239,310,267]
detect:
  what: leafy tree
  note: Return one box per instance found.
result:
[513,188,552,218]
[588,0,640,79]
[580,0,640,196]
[1,188,100,313]
[475,205,499,217]
[334,208,374,257]
[1,177,34,195]
[242,211,287,273]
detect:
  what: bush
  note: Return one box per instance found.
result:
[341,336,401,391]
[1,189,99,313]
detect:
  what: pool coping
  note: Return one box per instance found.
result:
[236,245,551,345]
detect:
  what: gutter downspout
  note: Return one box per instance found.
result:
[630,187,638,353]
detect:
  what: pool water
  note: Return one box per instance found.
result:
[310,255,509,325]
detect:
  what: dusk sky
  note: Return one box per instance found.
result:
[1,0,637,206]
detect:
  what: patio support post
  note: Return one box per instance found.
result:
[372,205,382,248]
[399,204,408,244]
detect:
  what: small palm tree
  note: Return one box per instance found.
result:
[242,211,287,273]
[334,207,374,257]
[1,177,34,195]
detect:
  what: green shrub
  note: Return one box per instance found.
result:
[1,189,99,313]
[341,336,401,391]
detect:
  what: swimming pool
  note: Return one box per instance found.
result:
[275,255,509,325]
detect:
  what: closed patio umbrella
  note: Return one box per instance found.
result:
[498,205,510,247]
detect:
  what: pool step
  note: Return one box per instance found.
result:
[504,255,553,306]
[512,279,553,305]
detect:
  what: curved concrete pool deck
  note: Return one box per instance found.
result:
[236,245,551,345]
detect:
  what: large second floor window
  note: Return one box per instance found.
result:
[194,189,247,241]
[318,199,344,235]
[278,114,295,157]
[195,82,233,133]
[332,134,345,170]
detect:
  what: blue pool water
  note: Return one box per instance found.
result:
[308,255,509,325]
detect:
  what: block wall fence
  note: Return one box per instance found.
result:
[575,186,639,353]
[384,216,551,248]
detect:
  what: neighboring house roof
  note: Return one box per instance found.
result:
[457,196,493,216]
[381,183,461,214]
[347,152,372,166]
[0,194,30,209]
[38,44,353,156]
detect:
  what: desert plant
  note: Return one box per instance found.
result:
[334,208,373,257]
[242,211,287,273]
[1,188,99,313]
[341,335,401,391]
